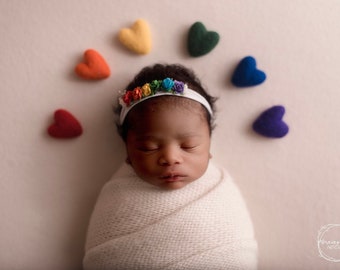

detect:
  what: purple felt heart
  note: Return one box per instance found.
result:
[232,56,266,87]
[253,105,289,138]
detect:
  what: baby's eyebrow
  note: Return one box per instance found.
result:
[134,133,201,141]
[177,133,201,139]
[135,135,157,141]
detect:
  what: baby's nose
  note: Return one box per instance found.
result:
[158,146,183,166]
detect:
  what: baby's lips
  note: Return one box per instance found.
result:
[160,172,187,179]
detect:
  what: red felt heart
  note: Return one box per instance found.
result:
[48,109,83,138]
[75,49,111,80]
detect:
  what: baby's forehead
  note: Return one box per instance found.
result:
[126,96,209,132]
[130,95,206,115]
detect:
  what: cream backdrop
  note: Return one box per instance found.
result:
[1,0,340,269]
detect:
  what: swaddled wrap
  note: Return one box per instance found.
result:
[83,162,257,270]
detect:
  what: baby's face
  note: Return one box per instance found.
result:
[125,100,211,190]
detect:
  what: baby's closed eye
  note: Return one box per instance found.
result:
[136,142,159,152]
[180,141,200,151]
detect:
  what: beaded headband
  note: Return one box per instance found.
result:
[118,78,213,124]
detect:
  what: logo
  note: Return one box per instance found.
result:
[317,224,340,262]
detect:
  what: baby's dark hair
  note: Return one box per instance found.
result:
[115,63,217,141]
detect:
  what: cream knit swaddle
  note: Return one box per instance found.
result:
[83,162,257,270]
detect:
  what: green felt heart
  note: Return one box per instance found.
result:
[187,22,220,57]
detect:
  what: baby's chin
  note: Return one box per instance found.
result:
[157,180,195,191]
[160,180,190,190]
[143,177,195,190]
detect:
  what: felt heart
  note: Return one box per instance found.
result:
[231,56,266,87]
[252,105,289,138]
[118,19,152,55]
[188,21,220,57]
[48,109,83,138]
[75,49,110,80]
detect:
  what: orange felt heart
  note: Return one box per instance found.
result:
[75,49,110,80]
[48,109,83,138]
[118,19,152,55]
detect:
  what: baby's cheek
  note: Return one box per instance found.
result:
[135,156,157,174]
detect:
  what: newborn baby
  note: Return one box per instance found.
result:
[83,64,258,270]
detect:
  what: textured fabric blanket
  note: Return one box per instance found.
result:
[83,162,257,270]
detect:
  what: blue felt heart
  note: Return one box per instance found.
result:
[231,56,266,87]
[252,105,289,138]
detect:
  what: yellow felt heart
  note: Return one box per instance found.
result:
[118,19,152,55]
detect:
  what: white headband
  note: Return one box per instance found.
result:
[118,78,213,124]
